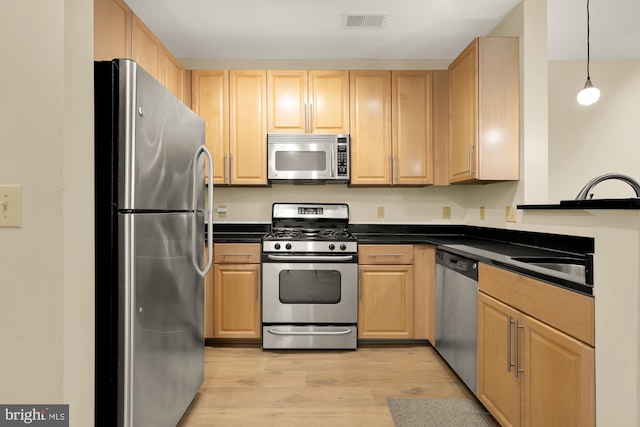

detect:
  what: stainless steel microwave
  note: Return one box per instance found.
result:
[267,134,350,183]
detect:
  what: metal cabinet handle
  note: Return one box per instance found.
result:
[222,253,255,257]
[255,268,259,300]
[469,143,474,176]
[309,103,313,132]
[507,315,513,372]
[229,155,233,183]
[359,269,362,300]
[389,156,393,183]
[395,156,399,183]
[222,154,228,183]
[304,102,308,133]
[370,254,403,257]
[515,322,525,378]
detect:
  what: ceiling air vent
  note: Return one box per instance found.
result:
[343,13,388,29]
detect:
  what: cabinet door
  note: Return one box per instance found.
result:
[392,71,433,185]
[358,264,413,339]
[267,70,307,133]
[308,70,350,134]
[94,0,131,60]
[229,70,268,185]
[349,70,392,185]
[477,292,520,427]
[131,14,162,82]
[520,314,595,427]
[449,39,478,183]
[161,51,184,101]
[192,70,229,184]
[213,263,261,339]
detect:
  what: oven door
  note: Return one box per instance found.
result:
[262,258,357,324]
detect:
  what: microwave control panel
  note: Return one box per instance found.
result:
[337,137,349,177]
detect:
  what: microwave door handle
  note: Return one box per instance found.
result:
[331,145,335,178]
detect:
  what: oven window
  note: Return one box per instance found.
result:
[275,151,326,171]
[279,270,341,304]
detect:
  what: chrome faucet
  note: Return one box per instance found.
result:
[575,173,640,200]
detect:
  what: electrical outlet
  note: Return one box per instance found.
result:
[505,206,517,223]
[217,205,227,219]
[480,206,486,220]
[442,206,451,219]
[0,185,22,228]
[376,206,385,218]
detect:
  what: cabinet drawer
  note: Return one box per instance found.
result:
[479,263,594,346]
[358,245,413,264]
[214,243,261,263]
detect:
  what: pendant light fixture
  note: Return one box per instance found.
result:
[577,0,600,105]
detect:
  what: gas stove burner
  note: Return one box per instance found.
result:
[270,229,302,239]
[319,229,351,239]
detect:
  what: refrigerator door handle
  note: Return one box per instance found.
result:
[192,145,214,278]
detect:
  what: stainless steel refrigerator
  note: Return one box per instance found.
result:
[94,59,213,427]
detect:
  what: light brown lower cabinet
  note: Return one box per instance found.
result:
[358,245,414,339]
[210,243,261,339]
[477,264,595,427]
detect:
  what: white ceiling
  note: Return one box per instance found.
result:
[123,0,640,61]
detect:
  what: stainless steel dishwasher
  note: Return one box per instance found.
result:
[435,249,479,395]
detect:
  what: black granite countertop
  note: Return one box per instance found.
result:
[206,222,595,296]
[518,198,640,210]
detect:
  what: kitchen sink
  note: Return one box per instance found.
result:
[510,256,586,278]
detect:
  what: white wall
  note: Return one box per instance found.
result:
[0,1,94,425]
[548,60,640,201]
[213,185,466,224]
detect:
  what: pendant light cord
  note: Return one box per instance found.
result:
[586,0,591,80]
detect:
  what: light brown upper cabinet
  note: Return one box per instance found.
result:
[448,37,519,183]
[94,0,131,61]
[192,70,268,186]
[94,0,186,101]
[392,70,434,185]
[349,70,392,185]
[267,70,349,134]
[131,15,185,100]
[192,70,229,184]
[228,70,268,185]
[350,70,433,186]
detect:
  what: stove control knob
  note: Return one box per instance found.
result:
[285,243,292,250]
[274,243,281,250]
[340,244,347,251]
[328,243,335,250]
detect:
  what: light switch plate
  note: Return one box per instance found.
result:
[505,205,517,223]
[377,206,385,218]
[480,206,486,220]
[0,185,22,228]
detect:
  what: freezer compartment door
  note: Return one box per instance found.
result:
[119,212,204,427]
[115,59,206,211]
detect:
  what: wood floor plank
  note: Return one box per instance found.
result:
[178,344,483,426]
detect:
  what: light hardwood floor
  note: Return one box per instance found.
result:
[178,344,487,427]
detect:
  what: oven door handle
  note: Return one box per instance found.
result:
[266,254,355,262]
[266,328,354,336]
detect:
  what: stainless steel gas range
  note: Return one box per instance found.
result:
[261,203,358,350]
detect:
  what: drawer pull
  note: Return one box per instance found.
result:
[370,254,404,257]
[221,253,254,257]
